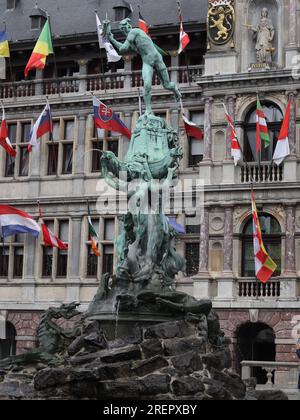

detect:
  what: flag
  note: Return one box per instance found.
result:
[182,114,203,140]
[256,98,270,152]
[0,31,10,58]
[93,97,131,139]
[273,99,291,166]
[138,11,150,35]
[224,105,242,166]
[0,205,40,238]
[88,216,101,257]
[251,191,277,284]
[28,102,53,152]
[96,14,121,63]
[0,106,16,157]
[177,1,190,54]
[167,217,186,234]
[40,221,68,250]
[25,20,53,77]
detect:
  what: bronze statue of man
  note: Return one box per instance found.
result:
[103,18,181,114]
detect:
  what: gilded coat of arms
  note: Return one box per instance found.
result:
[207,0,235,45]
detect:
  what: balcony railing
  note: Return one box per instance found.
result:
[238,279,281,298]
[241,361,300,390]
[0,65,204,100]
[241,162,284,183]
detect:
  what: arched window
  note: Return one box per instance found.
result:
[0,322,16,360]
[244,102,283,162]
[242,213,281,277]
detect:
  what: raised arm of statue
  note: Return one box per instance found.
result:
[103,19,133,55]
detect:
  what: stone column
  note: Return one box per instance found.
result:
[35,69,44,96]
[286,0,299,68]
[22,235,36,303]
[284,92,297,182]
[287,92,297,156]
[123,55,133,90]
[75,115,87,176]
[78,59,89,93]
[288,0,297,46]
[285,205,296,275]
[223,207,233,274]
[224,95,236,158]
[198,207,209,275]
[170,52,179,84]
[203,98,213,161]
[68,217,82,302]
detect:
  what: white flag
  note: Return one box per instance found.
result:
[96,14,121,63]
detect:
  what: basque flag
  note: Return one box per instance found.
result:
[0,205,40,238]
[93,97,131,139]
[0,106,16,157]
[28,102,53,152]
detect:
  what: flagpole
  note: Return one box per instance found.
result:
[3,20,15,97]
[46,13,58,82]
[95,10,107,94]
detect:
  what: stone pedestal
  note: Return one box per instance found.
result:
[283,158,297,182]
[204,52,238,76]
[222,160,236,184]
[216,278,235,300]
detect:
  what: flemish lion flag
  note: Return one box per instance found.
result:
[252,191,277,284]
[0,31,10,58]
[88,214,101,257]
[256,98,270,152]
[25,20,53,77]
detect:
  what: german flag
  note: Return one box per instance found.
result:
[25,20,53,77]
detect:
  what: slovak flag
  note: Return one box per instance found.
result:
[182,114,203,140]
[273,99,291,166]
[40,221,68,250]
[93,97,131,139]
[28,102,53,152]
[0,205,40,238]
[177,1,190,54]
[0,106,16,157]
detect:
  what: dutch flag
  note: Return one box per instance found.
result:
[0,205,41,239]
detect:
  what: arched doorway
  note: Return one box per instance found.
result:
[236,322,276,384]
[0,322,16,360]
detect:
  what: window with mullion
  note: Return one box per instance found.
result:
[56,221,69,278]
[0,246,9,278]
[13,246,24,278]
[91,123,119,173]
[4,124,17,178]
[87,218,100,278]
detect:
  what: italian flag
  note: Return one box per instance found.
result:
[88,216,101,257]
[25,20,53,77]
[252,191,277,284]
[273,99,291,166]
[256,98,270,153]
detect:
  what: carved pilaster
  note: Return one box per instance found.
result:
[203,98,213,160]
[223,207,233,274]
[285,205,296,275]
[288,0,297,46]
[199,207,210,274]
[286,91,297,156]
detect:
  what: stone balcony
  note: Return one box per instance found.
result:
[0,65,204,100]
